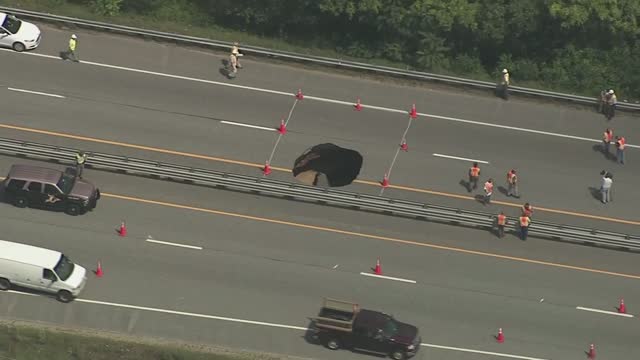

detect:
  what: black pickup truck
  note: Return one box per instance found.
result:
[309,298,421,360]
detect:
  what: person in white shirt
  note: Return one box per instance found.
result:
[600,173,613,203]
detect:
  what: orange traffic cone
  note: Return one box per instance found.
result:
[94,260,103,278]
[588,343,595,359]
[263,162,272,176]
[496,328,504,343]
[295,89,304,100]
[618,298,626,314]
[278,119,287,135]
[400,140,408,151]
[117,221,127,237]
[381,173,389,188]
[409,104,417,119]
[354,98,362,111]
[373,258,382,275]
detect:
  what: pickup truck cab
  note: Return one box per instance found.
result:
[310,298,421,360]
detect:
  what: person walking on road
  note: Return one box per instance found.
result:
[506,169,519,197]
[615,135,626,164]
[497,69,510,99]
[496,211,507,238]
[62,34,79,62]
[75,151,87,179]
[468,162,481,192]
[483,178,494,205]
[519,215,530,241]
[602,128,614,155]
[600,171,613,204]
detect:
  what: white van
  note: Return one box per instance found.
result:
[0,240,87,302]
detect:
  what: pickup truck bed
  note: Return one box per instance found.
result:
[312,298,359,332]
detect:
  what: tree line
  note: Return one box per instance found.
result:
[82,0,640,100]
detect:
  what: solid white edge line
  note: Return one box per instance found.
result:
[2,290,550,359]
[359,272,417,284]
[576,306,634,318]
[145,239,203,250]
[6,49,638,149]
[220,120,276,132]
[433,153,490,164]
[421,343,550,360]
[7,87,65,98]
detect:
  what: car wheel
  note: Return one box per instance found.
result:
[0,278,10,291]
[326,339,340,350]
[14,196,28,208]
[12,42,25,52]
[391,351,405,360]
[57,290,73,303]
[65,204,80,216]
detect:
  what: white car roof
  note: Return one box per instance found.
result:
[0,240,61,269]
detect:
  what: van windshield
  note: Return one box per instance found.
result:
[56,173,75,194]
[53,254,75,281]
[1,15,22,34]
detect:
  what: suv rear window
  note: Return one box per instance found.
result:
[6,179,26,191]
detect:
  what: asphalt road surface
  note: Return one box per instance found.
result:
[1,157,639,360]
[0,23,638,236]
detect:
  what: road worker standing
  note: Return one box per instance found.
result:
[63,34,79,62]
[605,90,617,120]
[519,215,530,240]
[483,178,494,204]
[522,202,533,217]
[602,128,614,154]
[468,162,481,192]
[615,135,626,164]
[496,211,507,238]
[498,69,510,99]
[231,42,243,69]
[506,169,518,197]
[75,151,88,179]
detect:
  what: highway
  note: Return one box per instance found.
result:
[0,24,638,234]
[0,20,638,360]
[0,157,639,360]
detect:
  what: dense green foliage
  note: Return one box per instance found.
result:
[56,1,640,99]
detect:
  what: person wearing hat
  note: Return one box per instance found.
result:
[62,34,79,62]
[498,68,510,99]
[605,89,617,120]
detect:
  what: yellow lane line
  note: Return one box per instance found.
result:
[102,192,640,280]
[2,122,639,226]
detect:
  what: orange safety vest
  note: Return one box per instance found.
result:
[497,214,506,226]
[618,137,626,150]
[604,131,613,142]
[484,182,493,193]
[470,166,480,177]
[522,205,532,217]
[519,216,530,227]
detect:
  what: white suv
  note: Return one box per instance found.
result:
[0,12,41,52]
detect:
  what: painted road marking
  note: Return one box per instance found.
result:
[220,120,276,132]
[101,192,640,280]
[422,343,549,360]
[359,272,417,284]
[5,48,638,149]
[433,153,490,164]
[7,87,65,98]
[1,123,638,226]
[145,238,203,250]
[576,306,634,318]
[4,290,548,360]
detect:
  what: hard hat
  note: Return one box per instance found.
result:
[502,69,508,73]
[71,34,77,39]
[608,89,614,94]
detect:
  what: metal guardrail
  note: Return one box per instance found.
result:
[0,137,638,252]
[2,6,639,111]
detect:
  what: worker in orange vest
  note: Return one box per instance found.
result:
[506,169,518,197]
[496,211,507,238]
[519,215,531,240]
[602,128,614,155]
[522,202,533,217]
[468,162,481,192]
[483,178,494,204]
[615,136,626,164]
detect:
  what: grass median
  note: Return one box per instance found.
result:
[0,319,297,360]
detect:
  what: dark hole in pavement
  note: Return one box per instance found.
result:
[292,143,363,187]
